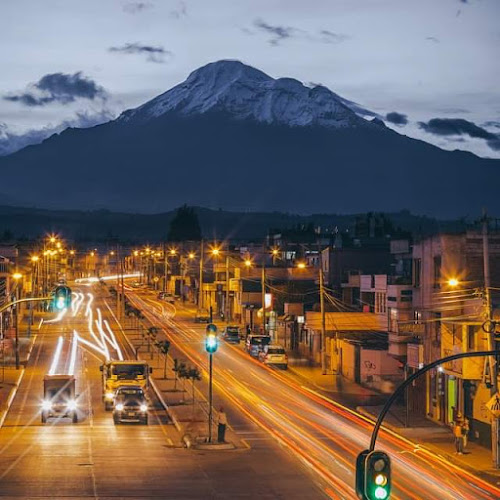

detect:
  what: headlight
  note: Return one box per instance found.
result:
[41,400,52,411]
[115,403,124,411]
[67,400,77,411]
[105,392,114,400]
[140,404,147,412]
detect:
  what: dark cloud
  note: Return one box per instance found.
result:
[169,1,187,19]
[418,118,495,139]
[253,19,298,46]
[4,72,107,107]
[318,30,349,44]
[419,117,500,152]
[385,112,408,126]
[122,2,153,14]
[0,109,114,156]
[483,121,500,129]
[426,36,440,43]
[109,42,172,63]
[487,137,500,151]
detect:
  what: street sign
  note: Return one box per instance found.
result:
[486,393,500,418]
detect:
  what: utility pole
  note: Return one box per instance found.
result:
[199,240,204,309]
[319,267,326,374]
[163,242,168,293]
[225,255,230,323]
[482,208,499,468]
[116,245,121,319]
[261,263,266,335]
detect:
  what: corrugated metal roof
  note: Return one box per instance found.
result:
[305,311,386,332]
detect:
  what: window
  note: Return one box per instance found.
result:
[467,325,475,351]
[433,256,441,289]
[434,312,441,343]
[413,258,421,288]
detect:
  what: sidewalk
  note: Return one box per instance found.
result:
[0,315,39,428]
[357,404,500,483]
[288,360,387,408]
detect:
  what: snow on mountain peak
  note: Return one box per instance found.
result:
[119,60,370,129]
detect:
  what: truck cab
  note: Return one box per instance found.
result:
[100,360,151,410]
[41,375,78,423]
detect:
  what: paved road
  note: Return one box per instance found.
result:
[127,288,500,500]
[0,286,328,499]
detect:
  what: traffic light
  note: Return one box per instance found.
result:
[53,285,72,310]
[365,451,391,500]
[205,324,218,353]
[356,450,391,500]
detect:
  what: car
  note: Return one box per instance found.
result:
[245,335,271,357]
[222,325,241,344]
[112,386,148,425]
[194,309,211,323]
[258,344,288,369]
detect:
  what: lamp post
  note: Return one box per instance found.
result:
[12,273,23,370]
[205,324,218,443]
[297,262,327,374]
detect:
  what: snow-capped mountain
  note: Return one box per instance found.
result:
[119,60,371,129]
[0,60,498,217]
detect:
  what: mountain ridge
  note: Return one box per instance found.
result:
[0,59,498,217]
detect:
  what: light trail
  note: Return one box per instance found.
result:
[44,307,67,324]
[85,293,94,317]
[75,273,140,283]
[68,331,79,376]
[48,336,64,376]
[125,292,500,500]
[104,320,123,360]
[74,330,108,358]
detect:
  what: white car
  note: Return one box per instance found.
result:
[258,344,288,369]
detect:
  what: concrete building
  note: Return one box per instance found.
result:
[412,230,500,447]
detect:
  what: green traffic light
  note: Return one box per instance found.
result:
[374,486,388,499]
[205,334,218,353]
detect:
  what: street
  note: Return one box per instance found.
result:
[0,284,328,499]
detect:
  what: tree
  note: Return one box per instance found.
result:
[167,205,202,242]
[185,366,201,419]
[158,339,171,379]
[172,358,186,391]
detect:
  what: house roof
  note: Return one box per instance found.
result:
[305,312,386,332]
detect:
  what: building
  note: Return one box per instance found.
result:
[412,229,500,447]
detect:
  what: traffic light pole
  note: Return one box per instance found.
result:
[368,350,500,452]
[208,352,213,443]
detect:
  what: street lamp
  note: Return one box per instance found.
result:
[448,278,459,287]
[297,262,306,270]
[12,273,23,369]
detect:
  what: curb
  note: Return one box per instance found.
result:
[0,368,26,429]
[194,442,236,451]
[0,330,37,429]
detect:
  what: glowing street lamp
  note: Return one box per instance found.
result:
[448,278,459,287]
[244,259,252,268]
[188,252,195,260]
[297,262,306,270]
[31,255,39,263]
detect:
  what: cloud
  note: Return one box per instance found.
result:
[252,20,348,47]
[426,36,440,43]
[109,42,172,63]
[0,109,114,156]
[253,19,298,46]
[122,2,153,14]
[385,112,408,126]
[419,117,500,152]
[169,1,187,19]
[318,30,349,44]
[4,72,107,107]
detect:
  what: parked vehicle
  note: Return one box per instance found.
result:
[113,385,148,425]
[258,344,288,369]
[222,325,241,344]
[41,375,78,423]
[245,335,271,357]
[194,309,211,323]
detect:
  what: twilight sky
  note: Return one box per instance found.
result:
[0,0,499,157]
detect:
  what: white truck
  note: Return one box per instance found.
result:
[41,374,78,423]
